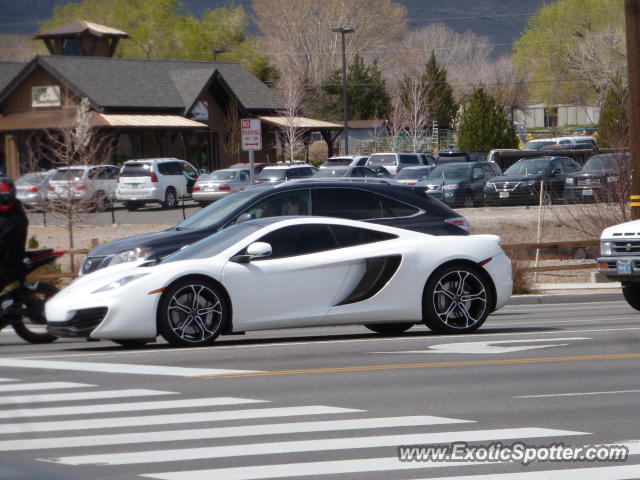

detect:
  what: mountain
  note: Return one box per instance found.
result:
[0,0,546,55]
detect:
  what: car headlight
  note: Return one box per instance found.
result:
[601,241,612,256]
[92,273,150,294]
[607,176,618,183]
[108,248,149,266]
[565,177,574,185]
[444,184,460,190]
[484,182,496,192]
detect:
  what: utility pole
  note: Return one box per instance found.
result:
[625,0,640,219]
[331,26,354,155]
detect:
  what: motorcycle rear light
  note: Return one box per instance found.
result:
[76,185,88,190]
[445,216,470,232]
[219,184,231,191]
[150,172,159,182]
[27,186,39,192]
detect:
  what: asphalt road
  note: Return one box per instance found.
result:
[1,300,639,479]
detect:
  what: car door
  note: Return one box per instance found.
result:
[545,159,567,199]
[222,224,350,329]
[470,165,485,204]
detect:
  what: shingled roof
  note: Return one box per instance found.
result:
[1,56,283,114]
[0,62,27,98]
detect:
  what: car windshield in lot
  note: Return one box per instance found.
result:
[52,169,84,181]
[203,170,238,181]
[16,173,49,184]
[504,158,550,176]
[315,168,348,177]
[437,154,467,162]
[523,140,556,150]
[175,188,266,230]
[396,167,432,180]
[428,164,473,180]
[162,223,263,263]
[257,169,286,181]
[367,154,396,166]
[583,154,628,171]
[324,158,352,166]
[120,163,151,177]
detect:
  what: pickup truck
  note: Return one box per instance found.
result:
[597,219,640,310]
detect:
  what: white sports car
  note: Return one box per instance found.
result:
[46,217,512,347]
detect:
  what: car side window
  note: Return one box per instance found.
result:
[482,165,495,178]
[244,191,311,219]
[254,224,338,259]
[551,161,565,173]
[562,158,580,172]
[313,188,383,219]
[357,157,368,166]
[239,171,249,182]
[87,168,99,180]
[379,195,420,218]
[472,167,484,180]
[159,162,182,176]
[330,225,397,247]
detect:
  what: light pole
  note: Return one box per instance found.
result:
[332,26,354,155]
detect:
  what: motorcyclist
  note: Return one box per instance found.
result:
[0,177,28,291]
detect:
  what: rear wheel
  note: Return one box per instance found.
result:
[163,188,177,209]
[158,277,228,347]
[365,323,413,334]
[422,264,492,334]
[622,283,640,312]
[11,283,59,344]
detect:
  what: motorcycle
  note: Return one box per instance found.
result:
[0,249,66,344]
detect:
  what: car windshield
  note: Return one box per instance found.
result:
[583,154,627,171]
[315,168,347,177]
[120,163,152,177]
[257,169,286,181]
[16,173,49,184]
[162,223,263,263]
[204,170,237,181]
[324,158,352,166]
[175,188,267,230]
[523,140,556,151]
[504,159,551,175]
[428,164,473,180]
[52,169,84,181]
[367,154,396,166]
[437,154,467,162]
[395,167,431,180]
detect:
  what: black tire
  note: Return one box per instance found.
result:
[125,202,141,211]
[91,191,109,212]
[622,283,640,312]
[158,277,228,347]
[112,339,151,347]
[365,323,413,334]
[422,263,492,334]
[11,283,59,344]
[163,188,178,209]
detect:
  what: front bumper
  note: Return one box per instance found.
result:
[597,256,640,282]
[484,187,536,205]
[47,307,108,337]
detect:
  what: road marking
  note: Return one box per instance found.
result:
[0,378,15,382]
[0,405,360,434]
[43,427,587,465]
[0,397,267,419]
[415,464,640,480]
[372,338,591,355]
[0,358,260,376]
[0,389,176,405]
[0,415,473,452]
[0,382,94,393]
[515,389,640,399]
[191,353,640,380]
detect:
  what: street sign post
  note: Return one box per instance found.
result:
[241,119,261,184]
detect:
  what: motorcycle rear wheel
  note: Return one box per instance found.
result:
[12,282,59,344]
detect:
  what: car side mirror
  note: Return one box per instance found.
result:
[551,168,561,176]
[235,213,254,224]
[231,242,272,263]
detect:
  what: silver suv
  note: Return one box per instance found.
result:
[47,165,120,211]
[116,158,198,210]
[255,162,317,185]
[365,152,425,175]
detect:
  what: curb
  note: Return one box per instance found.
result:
[508,291,624,305]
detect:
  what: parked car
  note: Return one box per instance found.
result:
[484,156,581,205]
[365,152,424,175]
[522,136,597,151]
[564,152,630,203]
[47,165,120,211]
[320,155,369,168]
[47,216,512,346]
[394,165,436,186]
[522,139,559,151]
[229,162,269,174]
[116,158,199,210]
[314,166,379,178]
[78,181,470,275]
[419,161,502,208]
[15,171,55,210]
[435,151,488,164]
[254,162,317,185]
[192,168,252,206]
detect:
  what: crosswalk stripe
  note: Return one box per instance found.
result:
[44,427,588,466]
[0,415,472,452]
[0,358,259,376]
[414,464,640,480]
[0,389,177,405]
[0,382,94,393]
[0,397,268,419]
[140,457,490,480]
[0,405,360,435]
[0,378,15,382]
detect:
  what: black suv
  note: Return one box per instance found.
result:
[80,180,470,275]
[484,156,581,205]
[564,152,630,203]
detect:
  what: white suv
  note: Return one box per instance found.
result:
[116,158,198,210]
[47,165,120,211]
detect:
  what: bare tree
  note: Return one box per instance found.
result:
[276,72,306,162]
[223,101,242,166]
[0,34,39,61]
[384,95,407,152]
[400,68,429,152]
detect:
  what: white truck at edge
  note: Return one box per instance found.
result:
[598,219,640,310]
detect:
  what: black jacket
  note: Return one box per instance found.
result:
[0,200,28,271]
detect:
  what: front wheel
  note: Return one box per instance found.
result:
[158,278,228,347]
[365,323,413,334]
[622,283,640,312]
[163,188,178,209]
[422,264,492,334]
[12,283,59,344]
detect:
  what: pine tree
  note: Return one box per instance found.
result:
[598,76,628,148]
[423,52,458,130]
[457,88,518,151]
